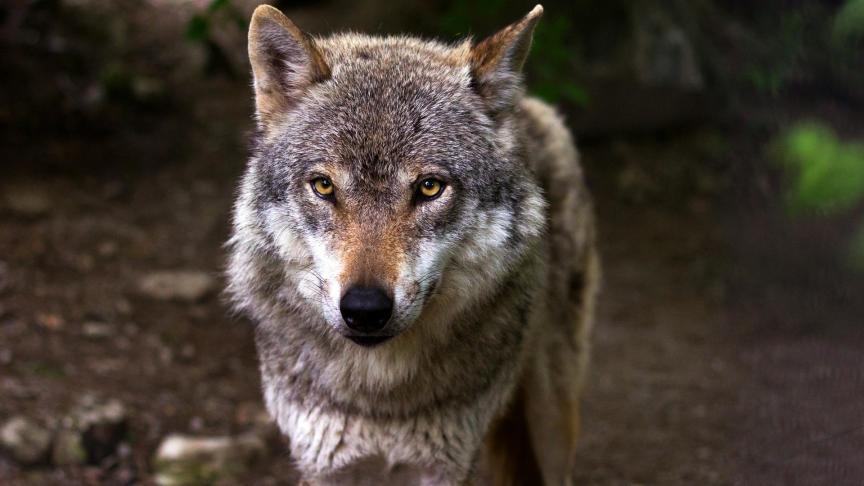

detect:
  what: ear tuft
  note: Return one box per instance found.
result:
[470,5,544,112]
[248,5,330,127]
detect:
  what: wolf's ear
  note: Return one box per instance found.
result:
[248,5,330,127]
[470,5,543,112]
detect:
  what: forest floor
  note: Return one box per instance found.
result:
[2,71,864,486]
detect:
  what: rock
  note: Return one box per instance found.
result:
[51,429,87,466]
[81,321,114,339]
[178,344,196,362]
[137,271,214,302]
[35,312,64,331]
[0,416,52,465]
[115,298,133,316]
[97,240,118,258]
[132,76,166,103]
[0,260,10,294]
[633,7,703,90]
[617,161,659,204]
[234,402,280,444]
[66,397,128,463]
[3,185,53,217]
[233,402,271,429]
[153,433,267,486]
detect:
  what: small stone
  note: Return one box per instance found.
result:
[101,180,127,201]
[82,321,114,339]
[35,313,64,331]
[0,416,52,465]
[115,299,133,316]
[617,162,658,203]
[234,402,272,429]
[4,185,53,217]
[188,417,204,432]
[158,346,174,365]
[137,271,214,302]
[634,9,703,90]
[132,76,165,102]
[179,344,196,362]
[97,241,118,257]
[191,180,217,196]
[235,402,280,445]
[76,254,95,272]
[52,429,88,466]
[153,433,267,486]
[0,260,10,294]
[69,397,128,463]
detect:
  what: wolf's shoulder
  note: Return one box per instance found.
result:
[517,97,584,188]
[517,96,595,262]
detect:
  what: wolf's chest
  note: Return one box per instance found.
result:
[276,397,502,484]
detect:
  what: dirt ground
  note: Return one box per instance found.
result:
[0,71,731,483]
[3,20,864,486]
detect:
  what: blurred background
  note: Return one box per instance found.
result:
[1,0,863,484]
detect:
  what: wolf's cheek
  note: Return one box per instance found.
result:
[420,207,521,319]
[391,239,449,325]
[262,206,311,264]
[300,238,346,316]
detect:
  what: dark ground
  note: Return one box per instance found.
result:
[2,2,864,485]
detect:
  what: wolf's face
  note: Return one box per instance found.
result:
[237,6,546,350]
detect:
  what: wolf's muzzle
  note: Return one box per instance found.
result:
[339,286,393,337]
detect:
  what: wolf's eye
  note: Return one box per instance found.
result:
[311,177,335,199]
[417,178,445,201]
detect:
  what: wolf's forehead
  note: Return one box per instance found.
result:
[327,62,468,116]
[320,34,470,73]
[302,59,481,175]
[320,37,471,107]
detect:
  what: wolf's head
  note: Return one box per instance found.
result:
[229,5,546,354]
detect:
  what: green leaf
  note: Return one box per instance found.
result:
[186,15,209,42]
[559,83,589,107]
[833,0,864,41]
[776,121,864,214]
[207,0,232,14]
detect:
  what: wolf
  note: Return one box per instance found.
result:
[226,4,599,485]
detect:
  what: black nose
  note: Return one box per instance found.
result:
[339,286,393,333]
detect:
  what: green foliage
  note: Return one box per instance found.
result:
[833,0,864,41]
[743,10,809,97]
[185,0,245,43]
[186,15,210,42]
[775,121,864,270]
[184,0,246,76]
[743,2,864,98]
[775,122,864,214]
[530,16,589,106]
[437,0,505,36]
[743,68,784,98]
[28,361,66,379]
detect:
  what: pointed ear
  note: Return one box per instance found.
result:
[470,5,543,112]
[248,5,330,127]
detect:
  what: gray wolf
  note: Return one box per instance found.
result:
[226,4,599,484]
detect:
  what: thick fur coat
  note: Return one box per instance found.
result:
[226,4,599,485]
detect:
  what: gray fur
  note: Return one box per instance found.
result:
[227,5,598,485]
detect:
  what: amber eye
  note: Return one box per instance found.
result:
[311,177,334,199]
[417,178,445,200]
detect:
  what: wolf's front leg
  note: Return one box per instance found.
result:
[521,338,583,486]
